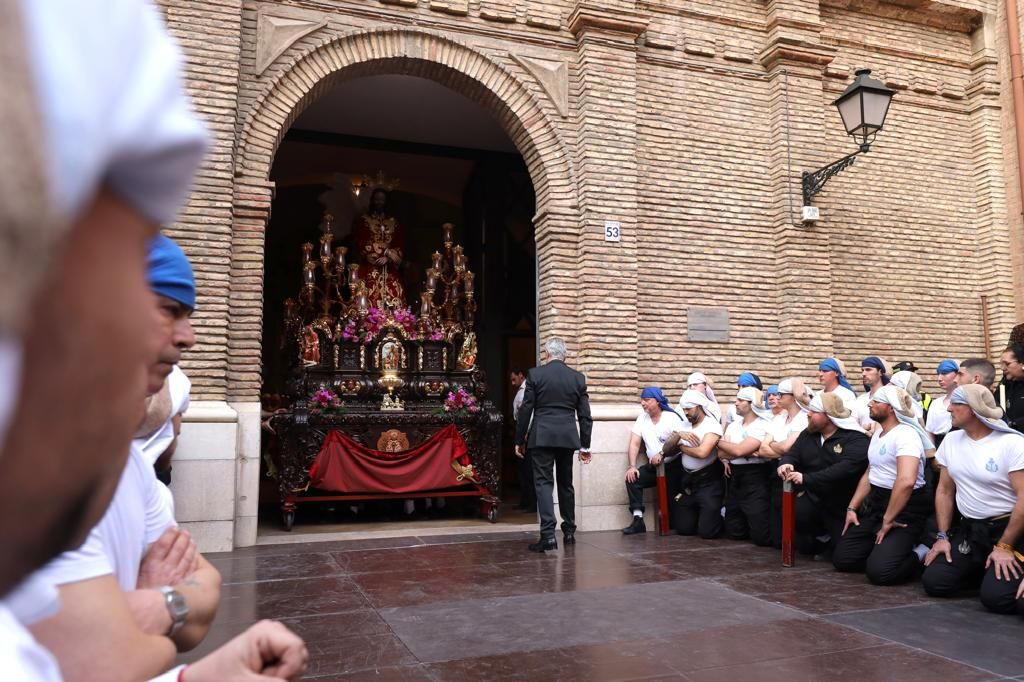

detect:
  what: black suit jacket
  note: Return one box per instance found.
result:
[781,428,869,511]
[514,360,593,451]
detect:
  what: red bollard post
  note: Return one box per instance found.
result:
[656,463,670,535]
[782,479,795,567]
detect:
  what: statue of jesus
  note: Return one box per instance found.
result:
[353,188,405,309]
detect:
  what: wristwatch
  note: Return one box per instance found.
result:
[935,531,949,541]
[158,586,189,637]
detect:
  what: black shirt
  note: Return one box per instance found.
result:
[781,427,869,511]
[1000,378,1024,434]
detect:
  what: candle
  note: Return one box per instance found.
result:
[420,291,432,316]
[334,246,347,272]
[348,263,360,285]
[426,268,438,290]
[320,233,333,260]
[431,251,443,269]
[442,223,454,244]
[357,284,369,311]
[302,242,313,262]
[303,261,316,287]
[464,270,475,296]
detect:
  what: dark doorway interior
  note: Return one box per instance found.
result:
[257,83,538,527]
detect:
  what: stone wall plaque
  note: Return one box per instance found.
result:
[687,306,729,342]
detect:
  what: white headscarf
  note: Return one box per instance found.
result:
[737,387,773,421]
[801,391,865,433]
[951,385,1020,435]
[890,370,922,401]
[680,388,714,415]
[870,385,934,454]
[683,372,721,421]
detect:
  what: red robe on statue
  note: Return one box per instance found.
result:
[353,212,405,309]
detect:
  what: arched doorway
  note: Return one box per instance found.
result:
[231,29,578,538]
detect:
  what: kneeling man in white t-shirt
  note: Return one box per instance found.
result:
[922,384,1024,613]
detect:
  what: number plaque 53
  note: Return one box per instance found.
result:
[604,221,621,242]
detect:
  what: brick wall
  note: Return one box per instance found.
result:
[161,0,1022,404]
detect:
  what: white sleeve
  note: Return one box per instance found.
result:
[1006,436,1024,473]
[704,419,724,438]
[894,427,924,458]
[934,437,951,468]
[34,524,113,587]
[630,415,645,437]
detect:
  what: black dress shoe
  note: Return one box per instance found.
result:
[528,537,558,552]
[622,517,647,535]
[563,532,576,545]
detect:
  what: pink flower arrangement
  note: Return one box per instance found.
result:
[308,387,345,414]
[341,307,420,343]
[441,386,481,417]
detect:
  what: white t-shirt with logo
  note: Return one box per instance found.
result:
[868,424,926,490]
[36,445,176,592]
[630,410,686,462]
[724,417,770,465]
[679,416,724,471]
[925,395,953,436]
[936,429,1024,520]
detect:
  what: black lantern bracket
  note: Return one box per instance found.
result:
[801,146,867,207]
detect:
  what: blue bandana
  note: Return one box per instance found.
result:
[819,358,855,392]
[764,385,779,409]
[737,372,762,389]
[147,235,195,311]
[641,387,682,420]
[861,356,890,385]
[937,359,959,375]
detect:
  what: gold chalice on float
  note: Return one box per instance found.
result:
[379,372,405,411]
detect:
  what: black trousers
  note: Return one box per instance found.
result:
[724,462,773,546]
[794,493,845,556]
[833,485,930,585]
[531,446,576,540]
[677,462,725,539]
[921,516,1024,614]
[517,448,536,509]
[625,458,683,525]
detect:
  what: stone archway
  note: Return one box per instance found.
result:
[229,27,580,403]
[223,26,582,546]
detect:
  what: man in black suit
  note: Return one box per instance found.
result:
[514,338,593,552]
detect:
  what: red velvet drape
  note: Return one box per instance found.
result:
[307,424,473,494]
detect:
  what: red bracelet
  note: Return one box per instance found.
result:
[178,665,189,682]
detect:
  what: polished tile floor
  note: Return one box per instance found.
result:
[182,528,1024,681]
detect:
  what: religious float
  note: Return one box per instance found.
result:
[269,191,501,531]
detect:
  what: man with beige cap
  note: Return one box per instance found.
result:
[778,392,868,557]
[921,384,1024,613]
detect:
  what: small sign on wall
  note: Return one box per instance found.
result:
[604,221,621,242]
[687,306,730,342]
